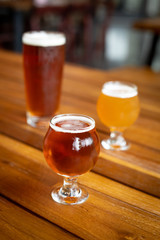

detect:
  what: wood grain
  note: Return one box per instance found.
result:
[0,50,160,198]
[0,134,160,240]
[0,196,79,240]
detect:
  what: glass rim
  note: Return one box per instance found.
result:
[101,80,138,98]
[102,80,138,91]
[22,30,66,47]
[50,113,95,133]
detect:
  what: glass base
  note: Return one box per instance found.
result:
[26,112,51,128]
[101,137,130,151]
[51,183,88,205]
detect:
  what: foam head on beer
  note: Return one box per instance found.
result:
[102,81,138,98]
[22,31,66,47]
[50,115,95,133]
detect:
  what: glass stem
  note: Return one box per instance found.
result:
[110,131,123,144]
[101,130,129,150]
[60,177,81,198]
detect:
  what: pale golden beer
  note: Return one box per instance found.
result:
[97,81,140,150]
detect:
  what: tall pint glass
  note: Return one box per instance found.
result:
[22,31,66,128]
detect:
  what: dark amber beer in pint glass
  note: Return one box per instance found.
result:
[22,31,66,127]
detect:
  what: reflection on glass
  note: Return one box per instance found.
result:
[43,114,100,205]
[22,31,66,128]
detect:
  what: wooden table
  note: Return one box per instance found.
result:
[0,50,160,239]
[133,17,160,66]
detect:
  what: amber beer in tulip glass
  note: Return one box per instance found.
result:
[43,114,100,205]
[97,81,140,150]
[22,31,66,128]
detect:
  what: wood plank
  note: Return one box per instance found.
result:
[93,150,160,198]
[0,134,160,240]
[0,92,159,163]
[0,196,79,240]
[0,51,160,120]
[0,55,160,119]
[0,133,159,215]
[0,82,159,156]
[0,77,160,148]
[0,56,160,104]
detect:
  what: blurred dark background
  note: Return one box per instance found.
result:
[0,0,160,71]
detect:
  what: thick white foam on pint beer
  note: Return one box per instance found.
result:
[102,81,138,98]
[50,114,95,133]
[22,31,66,47]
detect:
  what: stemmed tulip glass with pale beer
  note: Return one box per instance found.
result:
[22,31,66,128]
[97,81,140,150]
[43,114,100,205]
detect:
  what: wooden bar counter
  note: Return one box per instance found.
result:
[0,50,160,239]
[133,17,160,66]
